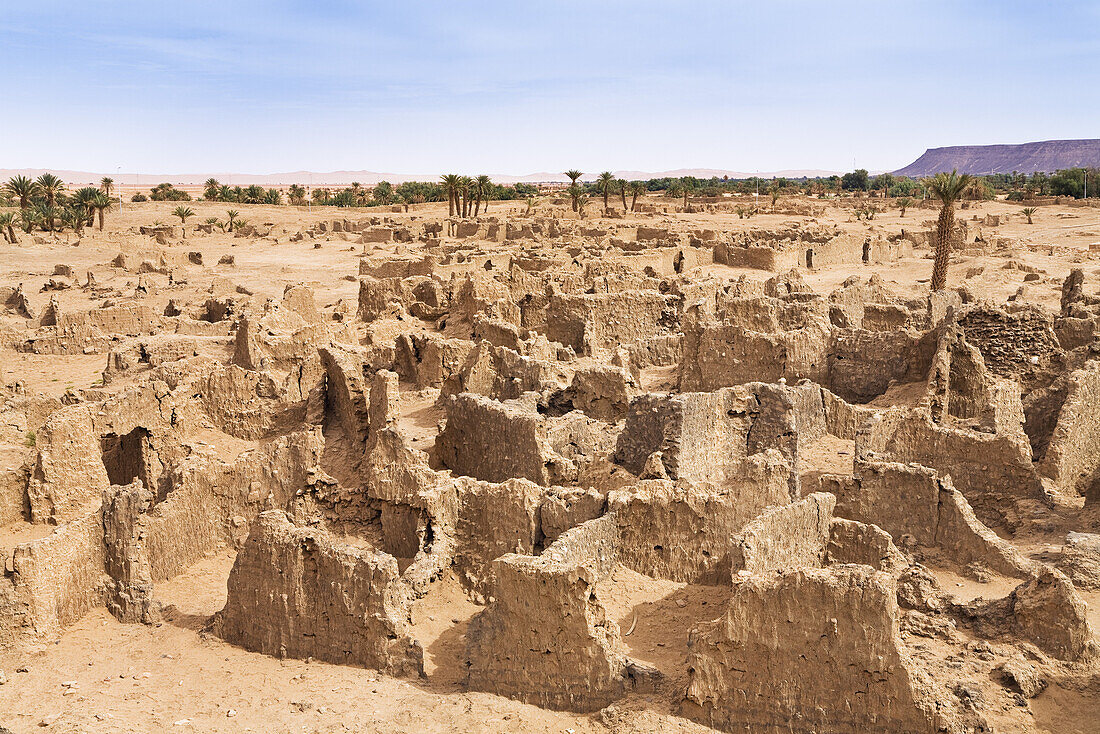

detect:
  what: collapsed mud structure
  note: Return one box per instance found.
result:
[2,200,1100,732]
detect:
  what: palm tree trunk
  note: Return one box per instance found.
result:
[98,209,105,230]
[7,226,16,244]
[603,191,609,210]
[931,204,953,291]
[448,192,455,217]
[620,186,628,210]
[631,192,638,211]
[474,194,481,217]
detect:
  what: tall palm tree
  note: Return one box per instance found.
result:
[100,177,114,197]
[564,170,582,211]
[924,169,972,291]
[440,174,460,217]
[618,179,628,210]
[226,210,240,232]
[596,172,615,211]
[92,193,112,230]
[458,176,473,217]
[0,212,17,243]
[3,176,40,209]
[173,205,195,236]
[629,181,645,211]
[567,183,584,214]
[680,177,693,209]
[36,174,65,208]
[204,178,221,200]
[473,175,491,216]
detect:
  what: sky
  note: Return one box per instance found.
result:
[3,1,1099,176]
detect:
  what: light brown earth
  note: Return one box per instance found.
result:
[2,192,1100,732]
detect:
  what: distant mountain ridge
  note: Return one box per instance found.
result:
[0,167,840,188]
[894,139,1100,177]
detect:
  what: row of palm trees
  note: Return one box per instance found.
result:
[439,175,495,217]
[563,170,649,213]
[1,174,115,242]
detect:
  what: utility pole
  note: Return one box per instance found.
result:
[117,166,123,212]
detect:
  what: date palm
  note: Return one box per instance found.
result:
[564,170,582,211]
[63,207,86,236]
[36,174,65,208]
[0,212,16,243]
[35,202,61,233]
[680,177,693,209]
[288,184,305,205]
[458,176,473,217]
[3,176,40,209]
[924,169,972,291]
[1022,207,1037,224]
[226,210,240,232]
[173,205,195,236]
[19,208,39,233]
[440,174,461,217]
[72,187,100,226]
[204,178,221,200]
[897,197,913,217]
[596,171,615,211]
[618,179,628,210]
[567,183,584,214]
[473,175,492,216]
[100,177,114,197]
[218,184,233,202]
[92,193,112,230]
[629,181,645,211]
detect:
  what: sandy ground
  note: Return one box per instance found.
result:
[2,193,1100,732]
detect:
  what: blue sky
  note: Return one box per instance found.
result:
[3,1,1098,175]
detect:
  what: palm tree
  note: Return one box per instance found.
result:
[1022,207,1037,224]
[595,171,615,211]
[92,193,112,230]
[458,176,473,217]
[3,176,40,209]
[35,203,61,233]
[218,184,233,202]
[924,169,972,291]
[72,187,100,226]
[36,174,65,208]
[440,174,461,217]
[63,207,86,237]
[567,183,584,214]
[204,178,221,200]
[474,175,492,216]
[0,212,17,243]
[564,170,582,211]
[226,210,240,232]
[897,197,913,217]
[288,184,306,205]
[18,208,39,233]
[173,205,195,236]
[100,177,114,198]
[629,181,645,211]
[618,179,628,210]
[680,177,693,209]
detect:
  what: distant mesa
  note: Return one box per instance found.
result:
[894,138,1100,178]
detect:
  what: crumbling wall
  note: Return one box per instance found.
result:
[607,451,793,584]
[5,506,108,644]
[466,514,648,711]
[1038,361,1100,498]
[214,510,423,676]
[683,566,948,734]
[613,384,799,491]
